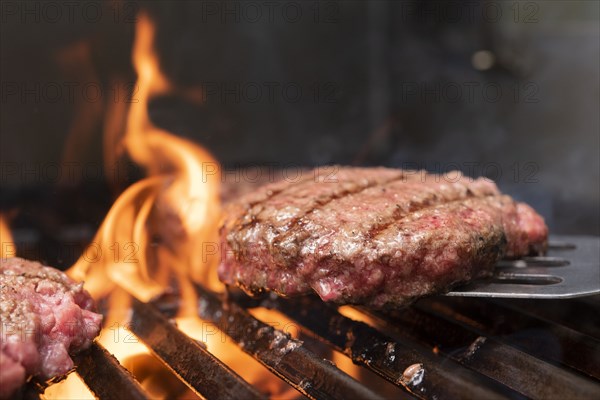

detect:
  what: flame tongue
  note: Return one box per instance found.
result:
[51,10,298,399]
[58,12,223,397]
[67,11,221,305]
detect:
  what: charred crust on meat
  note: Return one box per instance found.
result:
[1,258,102,398]
[218,167,548,309]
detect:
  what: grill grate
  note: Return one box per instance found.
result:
[193,285,386,400]
[24,238,600,400]
[414,297,600,380]
[129,297,265,400]
[368,299,599,398]
[73,343,147,400]
[260,296,518,399]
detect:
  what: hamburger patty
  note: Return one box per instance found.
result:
[218,167,548,309]
[0,258,102,399]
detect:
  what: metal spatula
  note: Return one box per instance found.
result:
[446,235,600,299]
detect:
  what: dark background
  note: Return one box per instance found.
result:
[1,1,598,265]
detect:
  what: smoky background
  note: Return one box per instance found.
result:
[1,0,598,268]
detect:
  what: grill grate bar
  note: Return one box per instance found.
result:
[21,342,149,400]
[129,297,265,400]
[366,302,600,399]
[262,296,517,400]
[418,297,600,380]
[74,342,149,400]
[490,297,600,340]
[187,285,386,400]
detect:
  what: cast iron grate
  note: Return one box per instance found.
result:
[23,238,600,400]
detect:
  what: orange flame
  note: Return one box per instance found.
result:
[51,11,298,398]
[0,214,16,258]
[53,11,221,398]
[67,12,221,307]
[46,9,373,398]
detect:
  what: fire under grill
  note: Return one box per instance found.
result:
[20,240,600,400]
[3,2,598,398]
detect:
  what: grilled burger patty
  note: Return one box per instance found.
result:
[218,167,548,309]
[0,258,102,399]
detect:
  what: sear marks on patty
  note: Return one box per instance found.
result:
[218,167,548,309]
[0,258,102,399]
